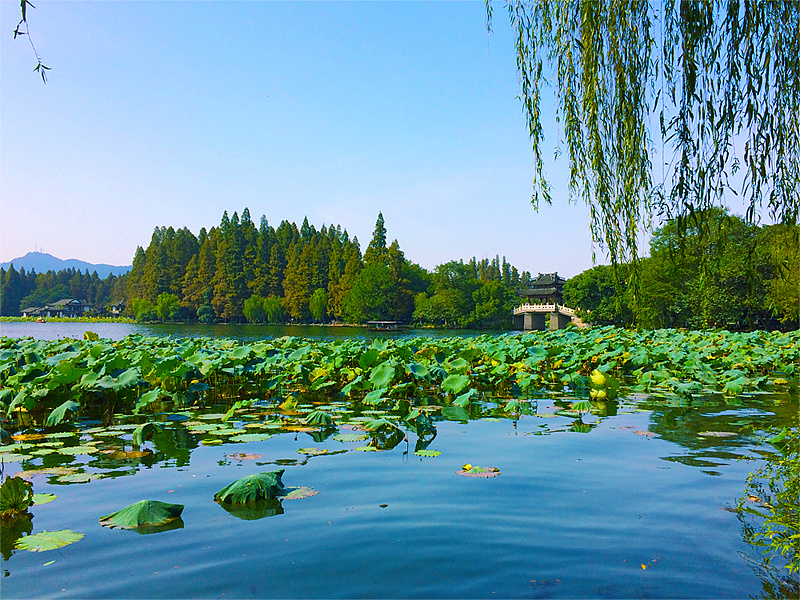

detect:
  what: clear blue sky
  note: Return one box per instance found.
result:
[1,1,606,278]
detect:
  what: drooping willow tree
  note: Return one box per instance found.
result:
[487,0,799,270]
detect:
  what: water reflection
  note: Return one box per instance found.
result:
[1,388,796,598]
[217,498,283,521]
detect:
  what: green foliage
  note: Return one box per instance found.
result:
[14,530,83,552]
[0,327,797,428]
[309,288,328,323]
[1,476,34,517]
[488,1,799,273]
[243,295,267,323]
[740,427,800,575]
[565,211,798,329]
[98,500,184,530]
[155,293,180,322]
[214,470,285,504]
[130,298,156,323]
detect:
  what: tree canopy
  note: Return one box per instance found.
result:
[488,0,799,267]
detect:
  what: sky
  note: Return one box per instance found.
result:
[1,1,607,278]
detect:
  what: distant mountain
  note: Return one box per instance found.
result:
[0,252,131,278]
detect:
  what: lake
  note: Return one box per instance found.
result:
[1,393,796,598]
[0,321,491,342]
[0,326,797,598]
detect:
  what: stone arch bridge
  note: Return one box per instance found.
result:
[513,303,584,331]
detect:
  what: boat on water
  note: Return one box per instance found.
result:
[366,321,410,332]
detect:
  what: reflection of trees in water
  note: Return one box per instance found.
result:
[736,426,799,599]
[1,512,33,561]
[645,395,797,455]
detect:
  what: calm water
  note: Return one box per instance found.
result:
[0,321,492,342]
[2,391,796,599]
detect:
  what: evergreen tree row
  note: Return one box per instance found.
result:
[0,265,126,317]
[124,209,532,326]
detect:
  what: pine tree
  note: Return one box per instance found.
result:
[1,264,23,316]
[363,213,388,265]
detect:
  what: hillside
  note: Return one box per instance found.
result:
[0,252,131,278]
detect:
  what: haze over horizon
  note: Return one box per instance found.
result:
[2,2,615,279]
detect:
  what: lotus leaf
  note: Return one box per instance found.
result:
[414,450,442,457]
[32,493,57,505]
[333,433,368,443]
[229,433,273,442]
[298,447,329,455]
[457,466,500,478]
[304,410,334,426]
[57,445,98,455]
[453,388,477,407]
[355,445,380,452]
[362,388,388,405]
[99,500,185,530]
[406,362,429,379]
[132,422,164,446]
[280,486,319,500]
[45,400,80,427]
[15,529,83,552]
[1,476,34,517]
[370,362,395,389]
[214,470,285,504]
[228,452,262,460]
[0,453,30,462]
[56,472,103,484]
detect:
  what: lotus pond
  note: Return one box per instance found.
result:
[1,328,798,598]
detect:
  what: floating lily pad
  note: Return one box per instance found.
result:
[30,448,60,456]
[298,447,327,456]
[15,530,83,552]
[12,433,47,442]
[186,424,224,432]
[201,439,223,446]
[228,452,262,460]
[214,470,285,504]
[283,425,317,432]
[99,500,185,531]
[414,450,442,457]
[280,486,319,500]
[81,427,106,434]
[0,453,31,462]
[457,466,501,478]
[57,445,98,455]
[198,414,227,420]
[355,446,380,452]
[633,431,656,437]
[230,433,273,442]
[32,493,57,505]
[333,433,368,443]
[15,467,77,479]
[698,431,737,437]
[100,449,153,460]
[56,472,103,484]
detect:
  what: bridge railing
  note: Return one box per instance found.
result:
[513,303,576,316]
